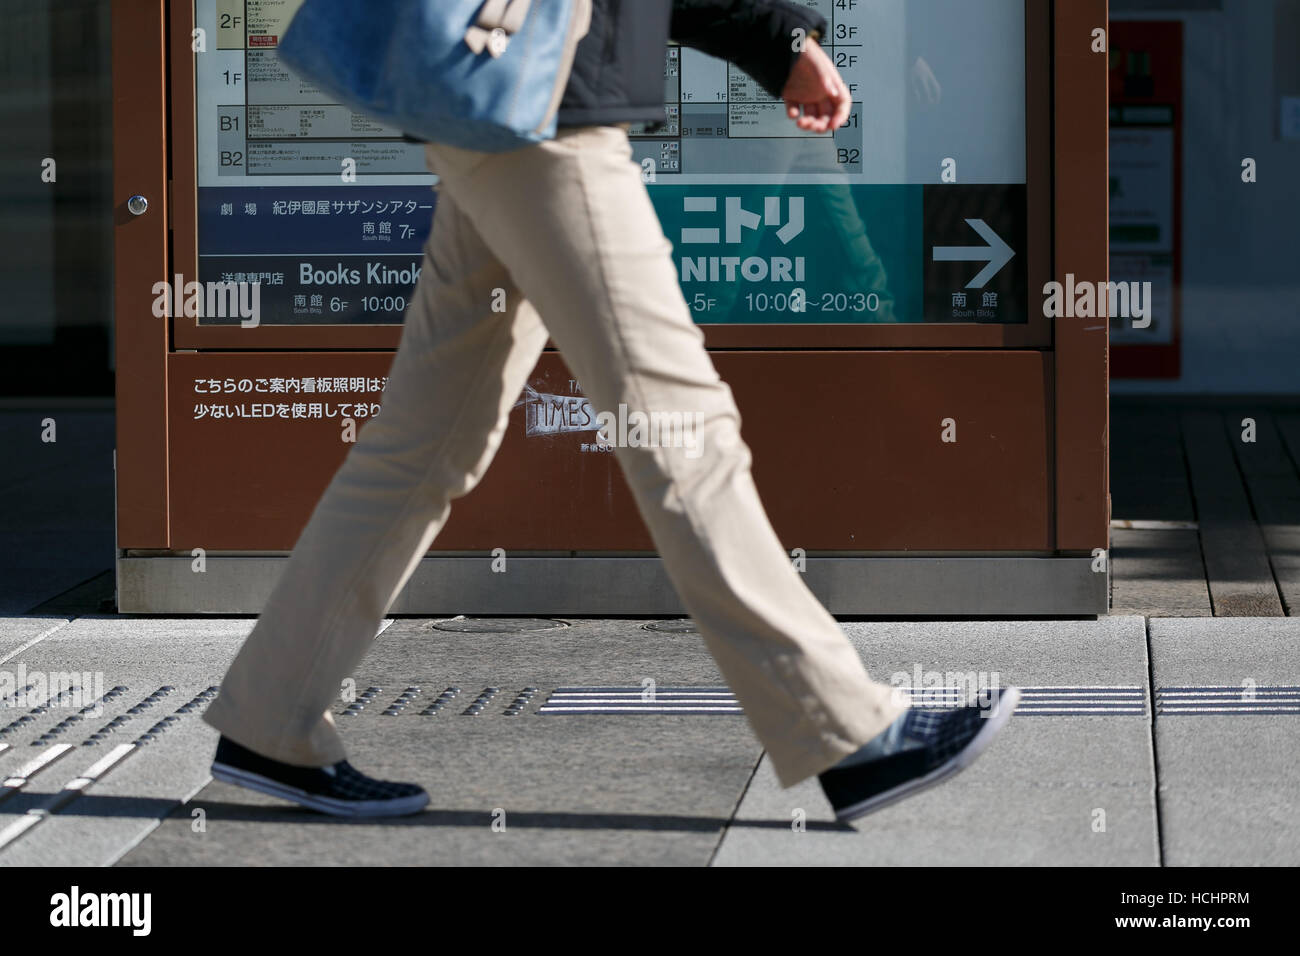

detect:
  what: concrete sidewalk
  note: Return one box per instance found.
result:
[1,613,1296,866]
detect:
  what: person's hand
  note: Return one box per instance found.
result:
[781,37,851,133]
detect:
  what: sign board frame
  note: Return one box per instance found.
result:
[166,0,1053,351]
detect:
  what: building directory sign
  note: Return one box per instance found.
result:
[194,0,1028,327]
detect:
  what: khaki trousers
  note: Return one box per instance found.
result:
[202,124,906,787]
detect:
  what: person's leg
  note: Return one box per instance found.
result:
[202,180,549,767]
[424,126,907,788]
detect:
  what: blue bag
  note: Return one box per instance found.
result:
[276,0,593,153]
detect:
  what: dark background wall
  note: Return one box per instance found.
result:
[0,0,114,397]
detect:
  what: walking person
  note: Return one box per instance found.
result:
[203,0,1019,824]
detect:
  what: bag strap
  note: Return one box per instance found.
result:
[465,0,534,57]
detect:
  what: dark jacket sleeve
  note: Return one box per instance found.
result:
[669,0,829,99]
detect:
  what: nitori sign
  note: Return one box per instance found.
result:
[679,195,806,284]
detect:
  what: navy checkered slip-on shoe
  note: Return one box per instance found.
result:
[211,736,429,818]
[818,686,1021,823]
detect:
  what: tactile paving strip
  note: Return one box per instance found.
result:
[329,685,539,717]
[318,684,1155,717]
[35,686,130,745]
[537,686,1150,716]
[1,684,89,739]
[0,684,220,855]
[540,687,740,714]
[1156,686,1300,715]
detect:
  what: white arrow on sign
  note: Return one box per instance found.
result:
[931,218,1016,288]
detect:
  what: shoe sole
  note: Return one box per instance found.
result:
[833,686,1022,824]
[211,761,430,818]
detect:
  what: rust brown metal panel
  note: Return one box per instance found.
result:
[167,351,1050,552]
[1053,0,1111,550]
[168,352,395,549]
[113,0,170,547]
[169,0,196,334]
[726,351,1052,550]
[166,351,651,550]
[444,351,1052,550]
[1027,0,1052,350]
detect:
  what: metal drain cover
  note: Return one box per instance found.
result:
[642,620,698,634]
[429,617,568,633]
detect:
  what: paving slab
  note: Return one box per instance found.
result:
[0,617,248,866]
[6,613,1289,867]
[0,616,72,658]
[713,617,1159,865]
[117,618,761,867]
[714,724,1157,866]
[1148,617,1300,866]
[838,616,1148,685]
